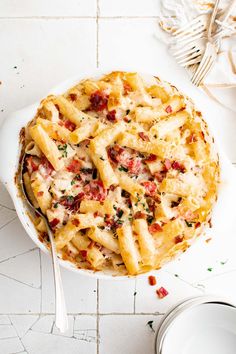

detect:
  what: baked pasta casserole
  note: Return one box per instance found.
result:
[20,71,219,275]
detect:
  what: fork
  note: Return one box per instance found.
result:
[170,14,208,67]
[20,154,68,333]
[191,0,220,86]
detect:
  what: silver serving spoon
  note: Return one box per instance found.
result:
[20,154,68,333]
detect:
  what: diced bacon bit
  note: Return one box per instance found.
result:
[165,105,172,114]
[88,241,95,249]
[156,287,169,299]
[141,181,157,196]
[69,93,77,101]
[64,119,76,132]
[49,218,60,228]
[40,156,54,175]
[26,156,39,174]
[124,116,131,123]
[37,191,44,197]
[134,211,147,219]
[90,90,108,111]
[125,159,142,175]
[205,238,212,243]
[123,82,132,95]
[80,250,87,258]
[72,218,80,227]
[106,110,117,122]
[94,211,103,218]
[148,275,157,286]
[138,132,150,142]
[148,223,163,234]
[172,161,185,173]
[144,154,157,162]
[188,133,198,144]
[67,159,81,173]
[195,222,201,229]
[175,235,183,244]
[107,145,125,163]
[163,159,172,171]
[154,171,166,183]
[84,180,107,202]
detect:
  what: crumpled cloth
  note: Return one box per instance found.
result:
[157,0,236,112]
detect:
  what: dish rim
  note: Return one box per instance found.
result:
[0,67,234,279]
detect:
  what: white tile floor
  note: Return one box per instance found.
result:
[0,1,236,353]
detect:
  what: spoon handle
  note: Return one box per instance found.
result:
[45,220,68,333]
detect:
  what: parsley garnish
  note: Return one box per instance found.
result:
[71,180,75,185]
[58,144,68,157]
[185,220,193,227]
[118,165,128,172]
[146,320,155,333]
[100,156,105,161]
[117,210,124,218]
[126,109,130,115]
[54,202,59,208]
[207,267,213,272]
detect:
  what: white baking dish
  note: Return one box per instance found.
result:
[0,68,236,279]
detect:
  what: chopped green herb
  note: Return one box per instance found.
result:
[117,219,124,225]
[113,205,117,210]
[92,169,97,179]
[100,156,105,161]
[174,274,179,277]
[207,267,213,272]
[117,210,124,218]
[71,180,76,185]
[118,165,128,172]
[61,189,66,193]
[54,202,59,208]
[146,320,155,333]
[185,220,193,227]
[220,260,228,265]
[13,66,17,69]
[58,144,68,158]
[154,134,157,138]
[126,109,130,115]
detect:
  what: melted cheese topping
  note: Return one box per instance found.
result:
[22,71,219,275]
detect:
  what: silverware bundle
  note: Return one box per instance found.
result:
[170,0,236,86]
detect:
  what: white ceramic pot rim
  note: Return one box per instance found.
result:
[0,67,236,279]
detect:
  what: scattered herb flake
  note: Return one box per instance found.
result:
[58,144,68,158]
[174,274,179,277]
[118,165,128,172]
[220,260,228,265]
[71,180,76,186]
[207,267,213,272]
[99,156,105,161]
[185,220,193,227]
[146,320,155,333]
[54,202,59,208]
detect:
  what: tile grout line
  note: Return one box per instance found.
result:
[0,16,160,20]
[96,279,100,354]
[0,312,164,316]
[39,250,43,313]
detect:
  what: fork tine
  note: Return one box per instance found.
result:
[192,54,213,86]
[180,56,203,67]
[173,31,206,47]
[173,22,205,39]
[191,52,209,83]
[173,45,199,60]
[195,57,215,86]
[173,17,203,36]
[175,26,206,42]
[177,48,202,64]
[178,52,203,66]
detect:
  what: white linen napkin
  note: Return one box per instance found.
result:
[157,0,236,112]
